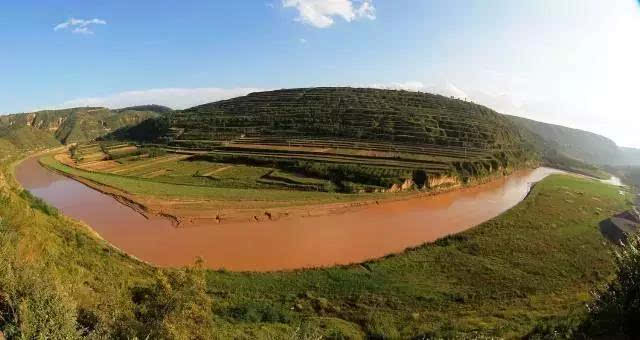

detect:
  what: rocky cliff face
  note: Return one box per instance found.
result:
[0,107,163,145]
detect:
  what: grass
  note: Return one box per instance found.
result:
[201,175,633,338]
[3,143,634,338]
[109,88,538,188]
[38,154,389,208]
[19,190,59,217]
[60,141,521,197]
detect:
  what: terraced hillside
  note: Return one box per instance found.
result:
[176,88,521,147]
[0,106,167,144]
[114,88,536,190]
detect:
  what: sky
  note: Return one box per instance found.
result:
[0,0,638,148]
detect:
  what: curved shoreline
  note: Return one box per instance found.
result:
[15,152,564,271]
[38,150,536,226]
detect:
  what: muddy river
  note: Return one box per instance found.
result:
[16,156,564,271]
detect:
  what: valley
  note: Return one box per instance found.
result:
[0,88,638,338]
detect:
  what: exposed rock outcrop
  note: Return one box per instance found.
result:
[600,209,640,244]
[388,179,417,193]
[388,183,401,193]
[401,178,415,191]
[427,174,460,189]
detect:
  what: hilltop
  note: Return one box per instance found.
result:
[114,104,173,114]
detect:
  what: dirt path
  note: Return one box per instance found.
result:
[109,155,190,174]
[202,165,233,176]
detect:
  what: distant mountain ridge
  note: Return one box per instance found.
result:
[114,105,173,114]
[619,147,640,166]
[507,115,638,166]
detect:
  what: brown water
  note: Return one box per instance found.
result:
[15,156,563,271]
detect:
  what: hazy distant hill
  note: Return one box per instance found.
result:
[619,147,640,166]
[115,105,173,114]
[0,107,164,145]
[507,115,620,165]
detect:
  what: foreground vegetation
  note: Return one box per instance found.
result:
[1,142,634,338]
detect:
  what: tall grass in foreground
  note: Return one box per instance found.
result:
[585,234,640,337]
[529,234,640,339]
[19,190,58,217]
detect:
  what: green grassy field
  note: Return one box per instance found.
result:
[39,154,389,208]
[2,144,634,338]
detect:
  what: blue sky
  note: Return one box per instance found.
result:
[1,0,638,147]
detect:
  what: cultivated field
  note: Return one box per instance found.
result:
[107,88,537,193]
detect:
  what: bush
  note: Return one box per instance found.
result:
[582,234,640,337]
[365,312,399,339]
[140,147,167,158]
[227,302,292,324]
[129,268,214,339]
[19,190,58,216]
[0,233,79,340]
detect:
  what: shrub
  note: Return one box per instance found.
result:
[129,267,214,339]
[583,234,640,337]
[365,312,399,339]
[227,302,292,324]
[19,190,58,217]
[139,147,167,158]
[0,234,79,340]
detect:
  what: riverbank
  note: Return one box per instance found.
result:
[19,152,563,271]
[36,150,536,226]
[2,143,634,337]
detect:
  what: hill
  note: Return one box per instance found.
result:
[111,88,537,190]
[114,104,173,114]
[619,147,640,166]
[0,107,163,145]
[507,115,620,165]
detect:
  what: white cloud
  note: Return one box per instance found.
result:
[299,38,308,44]
[282,0,375,28]
[424,83,470,100]
[54,18,107,35]
[56,87,265,110]
[368,81,425,92]
[367,81,472,100]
